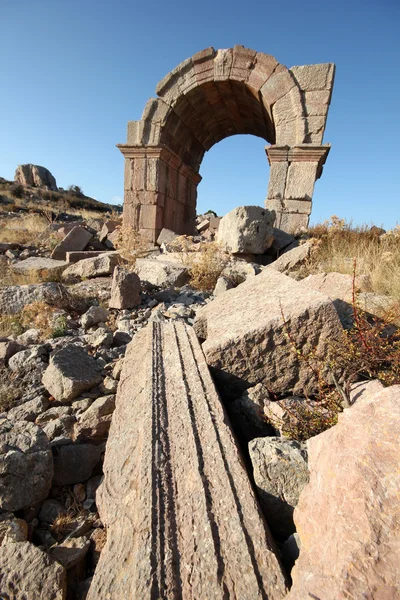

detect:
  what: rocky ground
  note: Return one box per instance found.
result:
[0,194,399,599]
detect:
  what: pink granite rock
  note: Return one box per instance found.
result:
[287,383,400,599]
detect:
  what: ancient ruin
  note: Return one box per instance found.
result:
[118,46,335,241]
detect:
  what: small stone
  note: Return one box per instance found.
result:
[74,395,116,441]
[42,345,103,402]
[49,536,90,569]
[0,513,28,545]
[38,499,68,524]
[73,483,86,504]
[80,305,109,330]
[53,444,102,486]
[109,266,141,309]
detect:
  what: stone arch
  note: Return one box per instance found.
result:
[118,46,335,241]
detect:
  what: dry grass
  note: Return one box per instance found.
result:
[182,241,229,291]
[0,213,50,245]
[0,367,25,412]
[304,216,400,300]
[113,225,153,268]
[0,302,68,340]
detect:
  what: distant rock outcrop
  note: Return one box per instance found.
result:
[14,164,57,191]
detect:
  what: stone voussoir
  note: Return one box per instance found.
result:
[88,322,287,600]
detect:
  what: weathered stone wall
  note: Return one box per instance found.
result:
[118,46,335,240]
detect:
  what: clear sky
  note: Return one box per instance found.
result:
[1,0,399,228]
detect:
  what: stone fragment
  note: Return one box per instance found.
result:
[270,228,297,254]
[7,395,50,422]
[89,527,107,567]
[8,345,47,372]
[15,163,58,190]
[213,275,235,296]
[156,228,178,245]
[62,252,121,281]
[39,499,68,524]
[99,220,120,243]
[17,327,41,345]
[109,266,141,309]
[42,345,103,402]
[135,258,189,287]
[49,536,90,569]
[267,241,313,275]
[194,269,342,397]
[0,541,66,599]
[287,384,400,600]
[196,219,210,232]
[74,395,116,441]
[66,250,111,263]
[80,305,109,330]
[112,330,132,346]
[0,282,79,315]
[0,339,23,365]
[88,322,287,599]
[0,513,28,545]
[249,437,309,538]
[42,415,76,442]
[36,405,72,424]
[51,226,93,260]
[217,206,275,254]
[12,256,68,276]
[86,327,113,348]
[230,383,275,441]
[0,420,53,511]
[53,444,102,486]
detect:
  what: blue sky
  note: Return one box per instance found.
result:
[1,0,399,228]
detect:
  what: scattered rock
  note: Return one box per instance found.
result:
[62,253,121,281]
[217,206,274,254]
[249,437,309,538]
[135,258,189,288]
[7,395,49,422]
[0,541,66,599]
[213,275,234,296]
[156,228,178,245]
[0,420,53,511]
[8,345,48,373]
[229,383,275,441]
[53,443,102,486]
[0,513,28,545]
[49,536,90,569]
[39,499,68,524]
[74,395,116,441]
[80,305,109,330]
[267,241,313,275]
[42,345,103,402]
[0,339,23,365]
[51,226,93,261]
[109,266,141,309]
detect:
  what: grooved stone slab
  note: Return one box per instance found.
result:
[87,322,287,600]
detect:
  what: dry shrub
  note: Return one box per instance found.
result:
[305,216,400,301]
[19,302,67,339]
[183,241,229,291]
[0,214,49,245]
[0,367,25,412]
[113,225,151,268]
[271,272,400,441]
[0,313,24,337]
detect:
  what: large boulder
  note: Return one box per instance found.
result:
[62,252,120,281]
[0,420,53,511]
[194,269,343,397]
[0,541,66,599]
[0,282,79,315]
[287,384,400,600]
[217,206,274,254]
[135,258,189,287]
[249,437,309,538]
[42,344,103,402]
[14,164,58,190]
[109,266,141,309]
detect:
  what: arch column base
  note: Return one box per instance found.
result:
[265,144,331,234]
[118,144,202,244]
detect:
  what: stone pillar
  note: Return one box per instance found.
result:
[265,144,330,233]
[118,144,201,244]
